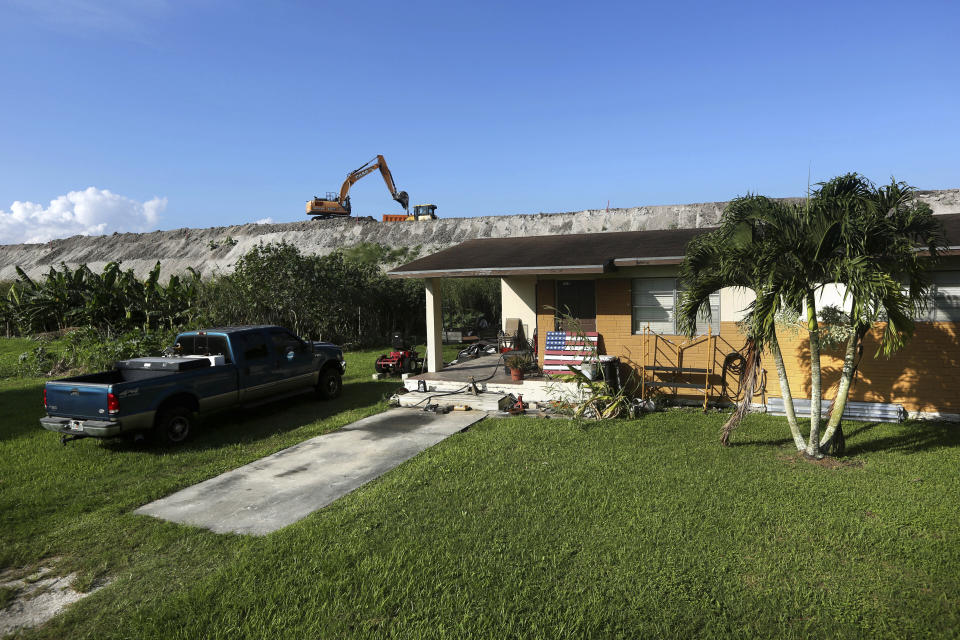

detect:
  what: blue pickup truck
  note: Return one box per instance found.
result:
[40,325,346,444]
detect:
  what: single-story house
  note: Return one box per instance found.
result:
[388,214,960,420]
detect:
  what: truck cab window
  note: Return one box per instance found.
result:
[175,335,233,364]
[243,341,269,361]
[270,329,307,355]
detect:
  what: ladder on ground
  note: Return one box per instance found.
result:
[640,326,716,411]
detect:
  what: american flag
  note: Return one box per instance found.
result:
[543,331,599,374]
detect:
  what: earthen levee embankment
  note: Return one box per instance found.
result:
[2,189,957,280]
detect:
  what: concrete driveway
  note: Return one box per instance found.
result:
[135,408,485,535]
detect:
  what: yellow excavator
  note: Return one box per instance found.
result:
[306,155,409,219]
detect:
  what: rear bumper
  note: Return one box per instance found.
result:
[40,411,155,438]
[41,417,122,437]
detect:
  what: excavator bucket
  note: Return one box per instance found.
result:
[394,190,409,212]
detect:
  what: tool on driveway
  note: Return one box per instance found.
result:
[422,403,451,414]
[507,394,528,416]
[468,376,480,395]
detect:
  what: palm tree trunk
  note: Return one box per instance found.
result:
[768,331,806,452]
[805,290,823,458]
[819,328,857,452]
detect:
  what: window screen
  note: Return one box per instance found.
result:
[631,278,720,335]
[932,271,960,322]
[690,289,722,335]
[632,278,675,334]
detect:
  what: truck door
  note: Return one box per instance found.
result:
[268,328,317,394]
[237,331,280,402]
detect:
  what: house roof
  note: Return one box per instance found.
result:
[388,213,960,279]
[388,227,710,278]
[941,213,960,250]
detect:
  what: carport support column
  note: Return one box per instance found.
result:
[425,278,444,373]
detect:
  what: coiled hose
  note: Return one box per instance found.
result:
[720,351,765,404]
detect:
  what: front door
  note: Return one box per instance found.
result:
[555,280,596,332]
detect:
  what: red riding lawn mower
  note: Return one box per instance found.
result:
[375,332,424,376]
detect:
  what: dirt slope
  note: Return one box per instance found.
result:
[2,190,958,280]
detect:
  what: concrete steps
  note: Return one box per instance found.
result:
[402,376,580,404]
[396,391,512,412]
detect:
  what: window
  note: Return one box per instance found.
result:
[631,278,720,335]
[242,337,270,361]
[174,334,232,363]
[920,271,960,322]
[270,329,307,355]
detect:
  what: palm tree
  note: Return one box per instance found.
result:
[681,177,945,458]
[678,195,808,451]
[810,175,945,453]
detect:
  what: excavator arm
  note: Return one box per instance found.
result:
[337,155,409,212]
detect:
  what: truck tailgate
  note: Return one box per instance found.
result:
[45,381,110,420]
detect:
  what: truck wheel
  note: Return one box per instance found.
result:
[403,357,417,374]
[153,406,193,445]
[316,369,342,400]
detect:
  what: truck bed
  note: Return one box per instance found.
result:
[56,368,190,384]
[46,361,238,422]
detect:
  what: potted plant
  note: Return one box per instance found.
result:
[506,353,530,381]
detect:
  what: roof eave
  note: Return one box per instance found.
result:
[612,256,686,266]
[387,263,612,279]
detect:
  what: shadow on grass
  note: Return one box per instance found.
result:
[844,420,960,456]
[105,380,400,454]
[842,420,882,440]
[0,380,46,442]
[728,436,795,448]
[729,416,959,456]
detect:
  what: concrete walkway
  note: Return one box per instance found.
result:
[135,408,485,535]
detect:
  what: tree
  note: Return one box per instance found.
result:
[679,176,945,457]
[808,175,944,454]
[678,195,807,450]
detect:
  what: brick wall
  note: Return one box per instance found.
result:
[765,321,960,413]
[535,277,960,413]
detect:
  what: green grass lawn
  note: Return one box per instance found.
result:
[1,339,958,638]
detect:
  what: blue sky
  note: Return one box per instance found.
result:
[1,0,958,241]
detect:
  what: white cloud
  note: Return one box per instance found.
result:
[0,187,167,245]
[253,217,274,225]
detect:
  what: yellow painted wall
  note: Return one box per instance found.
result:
[764,321,960,414]
[535,276,960,414]
[501,276,537,342]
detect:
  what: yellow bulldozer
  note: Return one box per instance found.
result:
[381,204,438,222]
[306,154,409,219]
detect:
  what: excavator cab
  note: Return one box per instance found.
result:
[306,193,351,217]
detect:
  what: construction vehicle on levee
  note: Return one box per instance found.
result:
[382,204,439,222]
[306,154,409,219]
[375,332,424,376]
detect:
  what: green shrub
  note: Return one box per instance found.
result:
[17,344,55,377]
[2,241,495,351]
[61,327,180,373]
